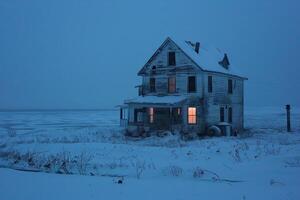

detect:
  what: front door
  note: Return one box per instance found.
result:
[154,108,171,130]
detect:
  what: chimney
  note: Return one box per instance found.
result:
[195,42,200,54]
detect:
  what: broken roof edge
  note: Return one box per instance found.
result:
[137,36,247,79]
[137,37,172,76]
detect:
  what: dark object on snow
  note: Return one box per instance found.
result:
[286,104,291,132]
[207,126,221,136]
[113,177,124,184]
[233,129,238,137]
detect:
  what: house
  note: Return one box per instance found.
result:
[119,37,247,137]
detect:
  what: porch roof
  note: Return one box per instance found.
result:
[124,95,186,106]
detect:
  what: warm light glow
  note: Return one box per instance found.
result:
[188,107,196,124]
[149,107,154,123]
[177,108,181,115]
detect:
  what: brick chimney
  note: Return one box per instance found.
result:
[195,42,200,54]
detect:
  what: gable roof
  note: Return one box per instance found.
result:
[138,37,247,79]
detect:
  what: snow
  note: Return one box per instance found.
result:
[170,37,246,78]
[124,95,186,105]
[0,107,300,200]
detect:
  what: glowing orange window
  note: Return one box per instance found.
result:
[188,107,197,124]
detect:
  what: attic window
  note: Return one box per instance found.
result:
[168,52,176,66]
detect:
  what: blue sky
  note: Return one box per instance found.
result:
[0,0,299,109]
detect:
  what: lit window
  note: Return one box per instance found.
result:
[149,107,154,123]
[188,107,197,124]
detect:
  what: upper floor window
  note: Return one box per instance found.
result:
[188,107,197,124]
[150,78,156,92]
[168,77,176,93]
[168,52,176,66]
[228,79,233,94]
[188,76,196,93]
[208,76,213,93]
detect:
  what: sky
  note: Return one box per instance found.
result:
[0,0,299,109]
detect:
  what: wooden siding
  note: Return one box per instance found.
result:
[127,39,245,135]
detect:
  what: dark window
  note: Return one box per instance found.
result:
[220,107,225,122]
[168,77,176,93]
[228,107,232,123]
[168,52,176,66]
[134,109,144,123]
[150,78,156,92]
[151,66,156,75]
[228,79,233,94]
[120,108,123,119]
[208,76,212,93]
[188,76,196,93]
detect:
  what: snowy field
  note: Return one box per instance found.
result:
[0,107,300,200]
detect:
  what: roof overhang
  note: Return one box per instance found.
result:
[124,95,187,106]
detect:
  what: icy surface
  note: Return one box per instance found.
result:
[0,107,299,200]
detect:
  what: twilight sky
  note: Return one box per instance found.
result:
[0,0,299,109]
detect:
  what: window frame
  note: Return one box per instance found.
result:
[150,77,156,93]
[228,79,233,94]
[220,107,225,122]
[208,75,213,93]
[134,109,144,123]
[228,107,232,123]
[168,51,176,66]
[187,107,197,125]
[168,77,176,93]
[188,76,196,93]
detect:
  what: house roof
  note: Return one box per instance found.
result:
[138,37,247,79]
[124,95,186,105]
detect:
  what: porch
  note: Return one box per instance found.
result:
[129,107,182,131]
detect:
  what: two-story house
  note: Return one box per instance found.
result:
[120,37,247,137]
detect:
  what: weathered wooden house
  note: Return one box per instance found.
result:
[120,37,247,137]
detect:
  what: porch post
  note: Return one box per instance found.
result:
[169,107,173,131]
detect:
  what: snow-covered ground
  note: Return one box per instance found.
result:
[0,107,300,200]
